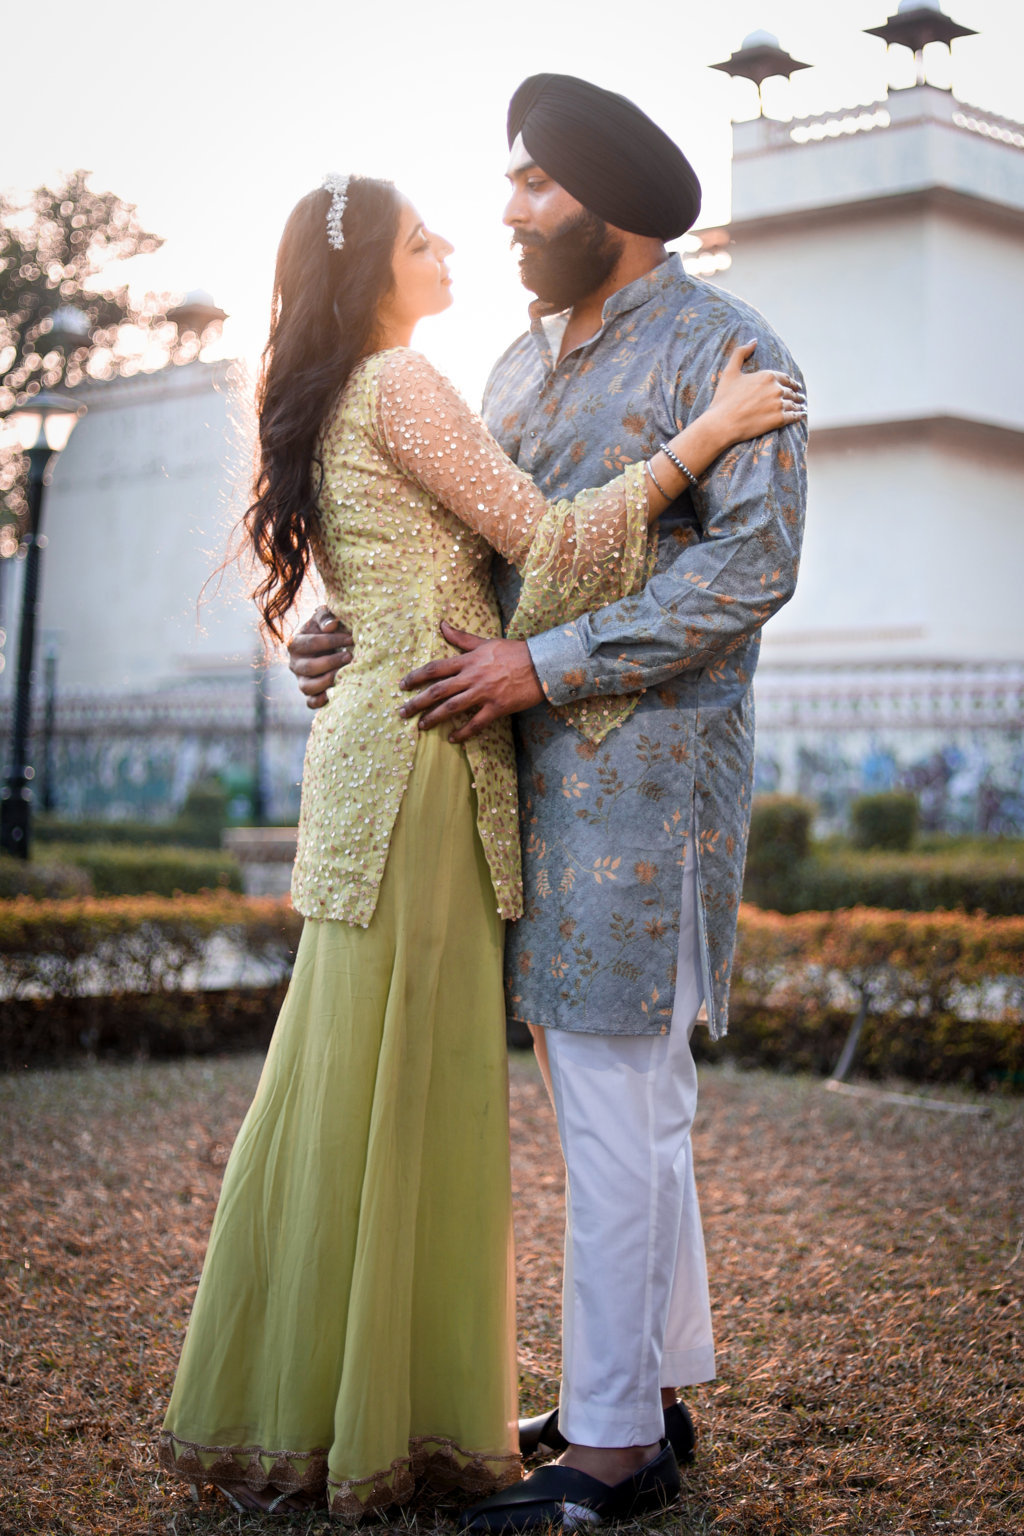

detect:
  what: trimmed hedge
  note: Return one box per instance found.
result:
[0,893,301,1069]
[0,854,91,900]
[744,792,1023,916]
[2,894,1022,1086]
[34,781,230,851]
[744,795,814,910]
[851,790,919,851]
[1,986,286,1070]
[34,819,200,848]
[794,847,1024,919]
[707,904,1024,1089]
[36,843,242,897]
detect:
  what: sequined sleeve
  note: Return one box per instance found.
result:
[372,347,648,585]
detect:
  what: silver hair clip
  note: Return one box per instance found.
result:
[322,172,351,251]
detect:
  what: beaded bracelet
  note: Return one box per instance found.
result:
[659,443,699,490]
[645,458,672,499]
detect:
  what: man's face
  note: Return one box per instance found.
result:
[503,137,623,309]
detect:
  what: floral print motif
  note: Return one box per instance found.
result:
[483,256,807,1039]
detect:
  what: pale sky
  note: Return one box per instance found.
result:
[4,0,1022,402]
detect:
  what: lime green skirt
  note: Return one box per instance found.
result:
[160,732,520,1520]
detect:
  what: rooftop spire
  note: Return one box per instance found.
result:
[710,31,811,117]
[864,2,978,87]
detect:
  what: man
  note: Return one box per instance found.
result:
[289,74,806,1530]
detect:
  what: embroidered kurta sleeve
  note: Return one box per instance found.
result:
[525,324,807,707]
[372,348,650,596]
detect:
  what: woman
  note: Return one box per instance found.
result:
[159,174,803,1521]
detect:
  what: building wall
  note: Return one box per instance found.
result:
[730,86,1024,232]
[706,87,1024,830]
[716,201,1024,437]
[0,360,313,824]
[28,361,260,691]
[763,425,1024,664]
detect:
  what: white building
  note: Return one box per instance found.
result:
[0,361,309,822]
[695,15,1024,831]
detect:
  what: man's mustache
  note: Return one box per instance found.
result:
[511,232,547,251]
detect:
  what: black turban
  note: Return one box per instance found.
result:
[507,73,701,240]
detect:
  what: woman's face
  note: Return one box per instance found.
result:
[377,199,454,337]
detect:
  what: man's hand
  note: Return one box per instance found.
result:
[287,605,353,709]
[399,620,543,743]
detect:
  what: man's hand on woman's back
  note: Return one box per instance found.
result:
[287,607,353,709]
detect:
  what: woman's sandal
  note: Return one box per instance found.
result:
[213,1480,322,1514]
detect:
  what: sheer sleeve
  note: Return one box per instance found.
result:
[372,347,648,587]
[372,347,656,746]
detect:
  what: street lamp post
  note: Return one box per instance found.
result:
[41,639,59,814]
[0,393,84,859]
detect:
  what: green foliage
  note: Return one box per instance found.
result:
[0,891,301,1069]
[34,817,200,848]
[0,170,163,531]
[744,841,1024,918]
[39,842,242,897]
[174,777,229,847]
[694,1000,1024,1089]
[1,987,285,1071]
[707,903,1024,1089]
[851,790,919,851]
[796,846,1024,918]
[0,853,90,900]
[743,794,814,910]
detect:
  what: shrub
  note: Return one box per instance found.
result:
[0,853,91,900]
[39,842,242,897]
[174,778,230,847]
[34,818,191,848]
[1,986,286,1069]
[34,780,231,852]
[743,795,814,910]
[792,847,1024,918]
[4,894,1021,1087]
[851,790,919,851]
[0,892,302,1069]
[708,904,1024,1089]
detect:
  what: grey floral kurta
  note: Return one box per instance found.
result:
[483,254,807,1039]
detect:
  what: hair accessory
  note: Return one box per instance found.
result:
[645,458,671,500]
[659,443,699,490]
[321,173,352,251]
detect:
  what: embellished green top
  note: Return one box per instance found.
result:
[290,347,652,927]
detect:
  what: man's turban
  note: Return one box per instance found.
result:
[507,73,701,240]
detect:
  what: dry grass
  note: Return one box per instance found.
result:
[1,1052,1021,1536]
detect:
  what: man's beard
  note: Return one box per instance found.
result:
[514,209,624,309]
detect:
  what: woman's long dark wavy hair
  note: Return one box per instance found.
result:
[245,177,402,639]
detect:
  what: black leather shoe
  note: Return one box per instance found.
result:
[518,1400,695,1465]
[458,1441,680,1531]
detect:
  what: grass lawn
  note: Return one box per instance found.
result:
[1,1052,1021,1535]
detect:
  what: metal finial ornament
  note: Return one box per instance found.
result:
[710,31,812,117]
[322,173,352,251]
[864,3,978,87]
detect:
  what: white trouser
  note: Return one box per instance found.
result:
[542,837,715,1448]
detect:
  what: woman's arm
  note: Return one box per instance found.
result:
[643,339,804,518]
[373,348,636,576]
[374,347,801,571]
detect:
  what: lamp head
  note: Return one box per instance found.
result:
[2,391,86,454]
